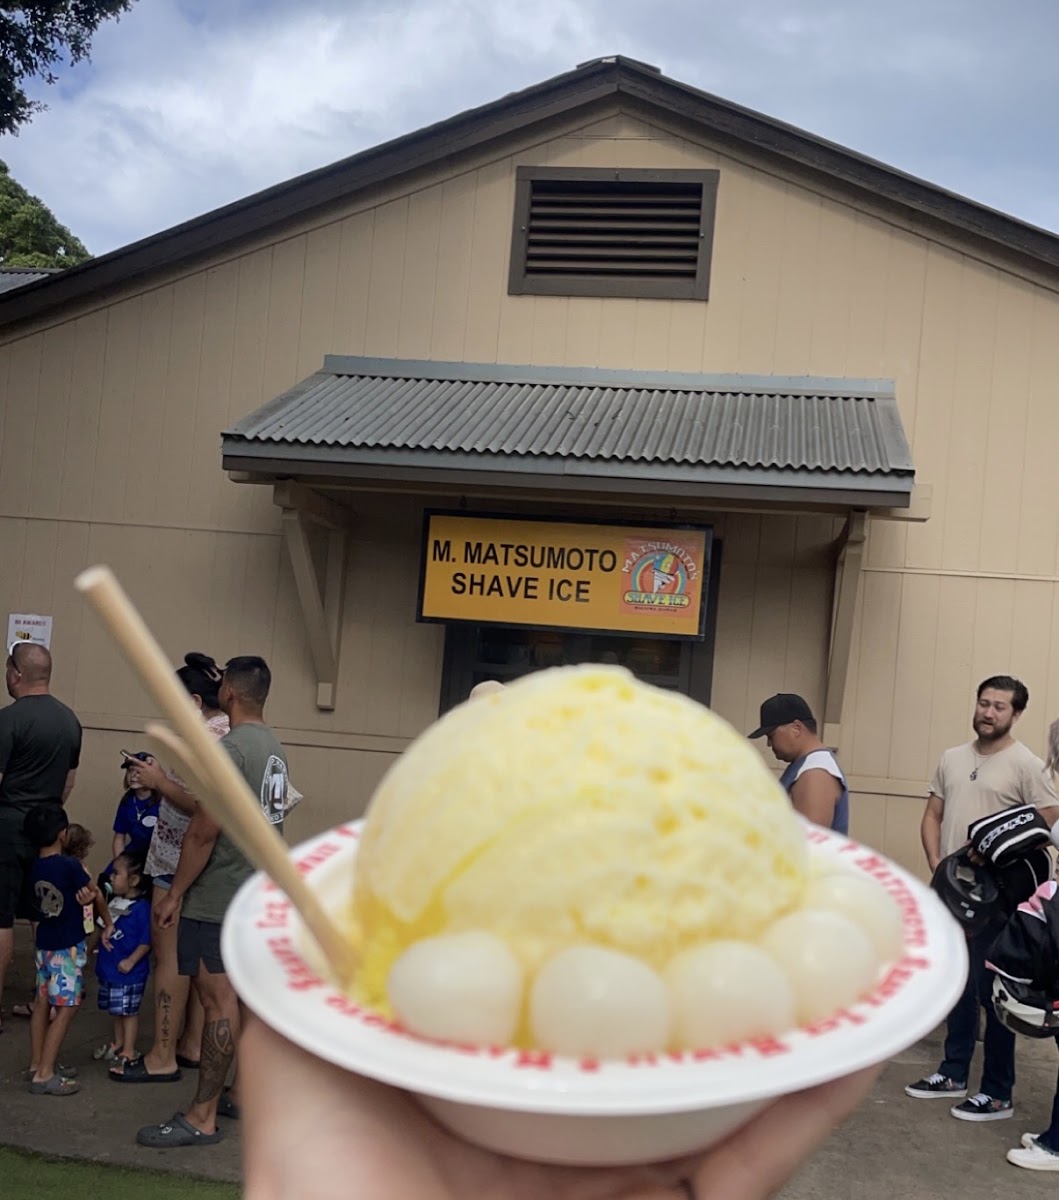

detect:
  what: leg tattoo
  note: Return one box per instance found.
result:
[194,1018,235,1105]
[158,989,172,1045]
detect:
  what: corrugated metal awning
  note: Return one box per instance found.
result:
[223,357,915,507]
[0,268,61,295]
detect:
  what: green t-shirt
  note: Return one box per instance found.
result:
[181,723,288,924]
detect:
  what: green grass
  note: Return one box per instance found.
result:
[0,1147,240,1198]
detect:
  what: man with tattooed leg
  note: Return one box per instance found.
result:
[136,656,288,1148]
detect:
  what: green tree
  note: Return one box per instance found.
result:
[0,159,89,266]
[1,1,135,137]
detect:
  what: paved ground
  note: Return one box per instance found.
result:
[1,923,240,1183]
[3,920,1059,1195]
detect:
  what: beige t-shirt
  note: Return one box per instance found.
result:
[931,740,1058,859]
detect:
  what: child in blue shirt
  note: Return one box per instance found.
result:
[25,806,113,1096]
[111,751,160,862]
[95,849,152,1067]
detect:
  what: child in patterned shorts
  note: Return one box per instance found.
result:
[94,850,152,1067]
[25,806,113,1096]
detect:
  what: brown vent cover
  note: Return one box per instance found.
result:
[510,168,718,299]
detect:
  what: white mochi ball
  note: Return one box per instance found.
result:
[666,940,797,1049]
[387,931,523,1046]
[759,910,878,1023]
[530,945,672,1058]
[802,874,905,964]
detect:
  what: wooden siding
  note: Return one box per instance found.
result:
[2,104,1059,879]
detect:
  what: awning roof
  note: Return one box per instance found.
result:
[222,357,915,508]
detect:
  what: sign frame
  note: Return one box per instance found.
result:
[416,509,713,642]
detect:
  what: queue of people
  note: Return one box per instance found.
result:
[0,641,288,1156]
[7,640,1059,1187]
[750,674,1059,1172]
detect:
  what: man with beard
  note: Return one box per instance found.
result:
[906,675,1059,1121]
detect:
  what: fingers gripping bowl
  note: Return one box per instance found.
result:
[222,666,968,1165]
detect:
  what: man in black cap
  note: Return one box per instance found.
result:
[749,694,848,834]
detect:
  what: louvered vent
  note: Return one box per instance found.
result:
[528,178,701,277]
[510,168,718,299]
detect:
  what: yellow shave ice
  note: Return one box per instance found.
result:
[348,665,808,1015]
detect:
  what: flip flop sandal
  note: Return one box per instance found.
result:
[11,1003,33,1019]
[217,1089,240,1120]
[109,1057,181,1084]
[28,1075,81,1096]
[21,1063,78,1081]
[136,1113,224,1147]
[176,1053,200,1069]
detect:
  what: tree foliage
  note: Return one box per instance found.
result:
[1,1,135,137]
[0,159,89,266]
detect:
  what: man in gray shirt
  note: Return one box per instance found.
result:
[906,674,1059,1122]
[135,656,287,1148]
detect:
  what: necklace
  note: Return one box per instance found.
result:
[970,750,988,781]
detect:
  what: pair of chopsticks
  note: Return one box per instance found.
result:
[75,566,356,986]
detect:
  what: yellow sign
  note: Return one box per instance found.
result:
[418,513,710,638]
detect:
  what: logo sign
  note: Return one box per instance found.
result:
[418,513,711,638]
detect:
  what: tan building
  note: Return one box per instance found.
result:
[2,56,1058,878]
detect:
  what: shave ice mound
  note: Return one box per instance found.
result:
[345,665,903,1059]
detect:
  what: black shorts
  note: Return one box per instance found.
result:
[177,916,226,976]
[0,837,37,929]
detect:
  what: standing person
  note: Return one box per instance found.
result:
[0,643,82,1032]
[748,694,849,835]
[24,805,113,1094]
[94,850,152,1068]
[905,675,1059,1120]
[111,652,228,1082]
[137,656,287,1147]
[986,870,1059,1170]
[64,823,97,943]
[110,752,160,862]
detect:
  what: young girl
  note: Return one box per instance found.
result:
[65,823,96,942]
[94,851,152,1067]
[112,751,160,862]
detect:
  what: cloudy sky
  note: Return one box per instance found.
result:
[4,0,1058,256]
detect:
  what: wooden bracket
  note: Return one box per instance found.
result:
[823,511,868,751]
[274,484,352,711]
[274,481,353,531]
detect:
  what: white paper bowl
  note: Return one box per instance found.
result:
[222,821,968,1166]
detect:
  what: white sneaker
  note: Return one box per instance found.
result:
[1008,1142,1059,1170]
[1022,1133,1041,1150]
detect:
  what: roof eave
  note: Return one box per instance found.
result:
[221,443,914,510]
[0,63,622,332]
[615,71,1059,276]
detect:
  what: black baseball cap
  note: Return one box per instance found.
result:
[749,694,815,739]
[121,751,151,770]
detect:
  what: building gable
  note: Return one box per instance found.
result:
[1,55,1057,333]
